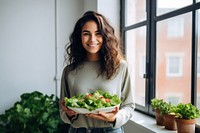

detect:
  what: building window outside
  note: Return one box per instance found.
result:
[165,93,182,105]
[166,54,183,77]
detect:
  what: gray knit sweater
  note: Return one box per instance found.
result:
[60,60,135,128]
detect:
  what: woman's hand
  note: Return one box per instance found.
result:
[86,106,119,122]
[61,100,77,118]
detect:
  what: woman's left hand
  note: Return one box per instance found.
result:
[85,106,119,122]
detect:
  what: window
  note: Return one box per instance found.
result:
[139,54,146,77]
[157,0,192,15]
[125,0,146,26]
[167,18,184,38]
[198,56,200,77]
[126,27,146,107]
[165,93,182,105]
[121,0,200,125]
[198,96,200,109]
[199,10,200,37]
[166,54,183,77]
[197,8,200,124]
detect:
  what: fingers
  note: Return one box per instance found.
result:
[113,106,119,112]
[86,109,118,122]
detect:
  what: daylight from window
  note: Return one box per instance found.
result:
[157,0,192,15]
[124,0,200,125]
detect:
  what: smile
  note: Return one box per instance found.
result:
[87,43,98,47]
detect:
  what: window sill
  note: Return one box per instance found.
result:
[124,111,176,133]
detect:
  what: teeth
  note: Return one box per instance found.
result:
[87,44,98,46]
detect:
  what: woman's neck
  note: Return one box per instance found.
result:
[86,54,99,61]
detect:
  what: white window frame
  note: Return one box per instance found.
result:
[166,53,184,77]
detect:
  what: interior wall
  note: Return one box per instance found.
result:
[0,0,83,114]
[97,0,120,37]
[56,0,83,99]
[0,0,55,114]
[83,0,97,13]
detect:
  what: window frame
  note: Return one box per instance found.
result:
[120,0,200,118]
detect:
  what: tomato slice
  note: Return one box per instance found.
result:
[86,93,92,98]
[105,98,110,102]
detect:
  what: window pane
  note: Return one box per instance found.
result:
[197,9,200,126]
[157,0,192,16]
[126,27,146,106]
[125,0,146,26]
[198,57,200,76]
[156,13,192,104]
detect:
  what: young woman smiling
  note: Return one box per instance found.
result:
[60,11,135,133]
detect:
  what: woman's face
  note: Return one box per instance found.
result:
[81,20,103,61]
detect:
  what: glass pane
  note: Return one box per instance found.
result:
[197,9,200,126]
[157,0,192,16]
[126,26,146,106]
[156,13,192,105]
[125,0,146,26]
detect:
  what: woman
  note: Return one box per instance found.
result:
[60,11,135,133]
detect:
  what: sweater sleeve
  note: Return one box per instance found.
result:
[59,66,78,124]
[114,62,135,128]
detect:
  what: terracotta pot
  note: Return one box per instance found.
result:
[175,118,196,133]
[154,109,164,126]
[163,114,177,130]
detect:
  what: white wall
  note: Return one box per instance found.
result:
[0,0,120,114]
[83,0,97,12]
[0,0,83,114]
[97,0,120,37]
[56,0,84,98]
[0,0,55,113]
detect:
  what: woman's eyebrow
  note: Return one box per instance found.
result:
[82,30,100,33]
[82,30,90,33]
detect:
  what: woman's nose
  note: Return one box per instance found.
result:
[90,34,97,41]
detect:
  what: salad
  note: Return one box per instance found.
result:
[64,90,121,111]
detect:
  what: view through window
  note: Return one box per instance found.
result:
[121,0,200,125]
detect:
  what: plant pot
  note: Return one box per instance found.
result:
[175,118,196,133]
[154,109,164,126]
[163,114,177,130]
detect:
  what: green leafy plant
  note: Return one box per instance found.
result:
[159,101,177,115]
[0,91,69,133]
[151,98,164,110]
[175,103,200,119]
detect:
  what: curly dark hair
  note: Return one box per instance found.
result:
[65,11,124,79]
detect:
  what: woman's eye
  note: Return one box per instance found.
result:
[83,33,90,36]
[96,32,102,36]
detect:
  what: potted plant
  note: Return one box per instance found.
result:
[159,101,177,130]
[0,91,69,133]
[151,98,165,126]
[175,103,200,133]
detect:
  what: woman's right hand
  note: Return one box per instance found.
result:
[61,100,77,117]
